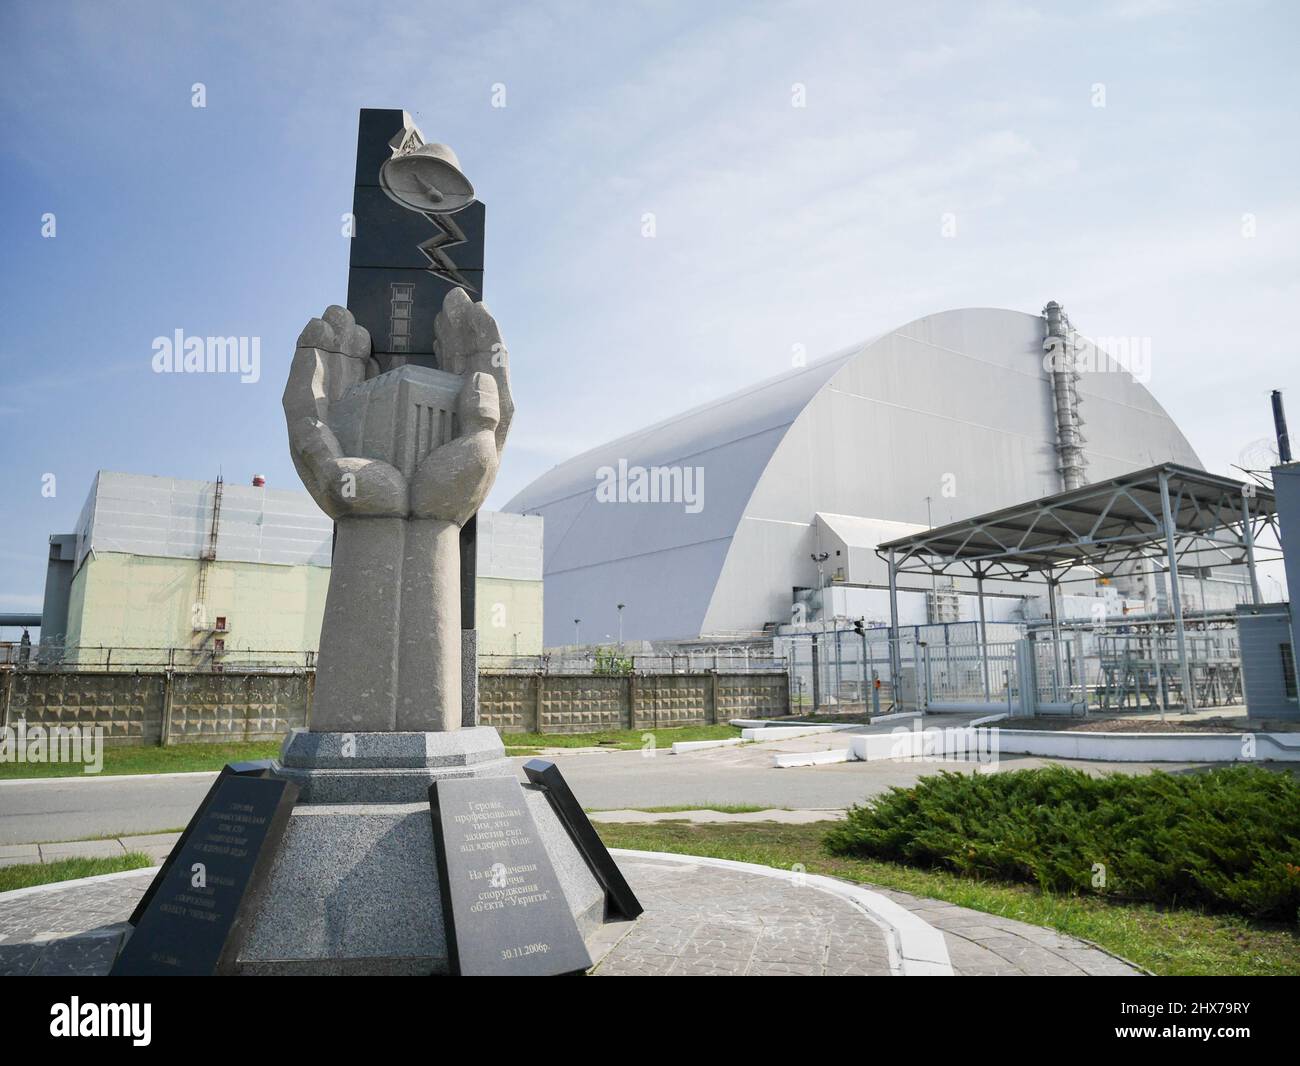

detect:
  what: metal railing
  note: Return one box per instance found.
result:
[2,643,787,677]
[785,622,1246,717]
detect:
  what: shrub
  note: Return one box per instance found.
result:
[592,646,633,675]
[823,765,1300,922]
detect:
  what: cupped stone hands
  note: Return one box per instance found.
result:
[282,289,513,524]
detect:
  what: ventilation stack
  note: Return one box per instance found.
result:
[1043,301,1088,491]
[1272,389,1292,464]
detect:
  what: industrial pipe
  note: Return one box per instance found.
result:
[1272,389,1292,463]
[0,614,41,628]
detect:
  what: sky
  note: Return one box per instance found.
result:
[1,0,1298,618]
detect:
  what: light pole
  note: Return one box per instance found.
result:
[810,551,830,629]
[617,603,625,648]
[806,553,826,621]
[924,495,936,603]
[809,552,830,709]
[573,618,581,646]
[810,551,829,588]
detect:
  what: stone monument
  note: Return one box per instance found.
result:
[274,292,513,800]
[230,116,607,974]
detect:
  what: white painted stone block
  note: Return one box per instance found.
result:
[772,749,852,768]
[671,738,745,754]
[741,725,848,741]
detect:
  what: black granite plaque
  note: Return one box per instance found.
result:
[111,773,296,975]
[428,777,592,976]
[127,759,274,927]
[523,759,644,919]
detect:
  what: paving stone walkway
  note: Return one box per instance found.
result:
[593,854,892,975]
[0,853,1142,977]
[0,871,144,976]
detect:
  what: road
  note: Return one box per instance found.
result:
[0,728,1210,845]
[526,742,1208,809]
[0,772,217,845]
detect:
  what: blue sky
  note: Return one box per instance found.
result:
[2,0,1297,617]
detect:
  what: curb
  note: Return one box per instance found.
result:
[0,865,160,901]
[0,770,219,787]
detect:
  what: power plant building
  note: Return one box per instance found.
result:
[41,471,543,662]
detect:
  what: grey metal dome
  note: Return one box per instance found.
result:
[506,307,1201,644]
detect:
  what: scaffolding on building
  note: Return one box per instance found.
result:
[192,475,226,666]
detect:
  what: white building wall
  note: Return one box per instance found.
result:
[476,511,543,581]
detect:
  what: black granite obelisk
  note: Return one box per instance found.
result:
[344,108,485,720]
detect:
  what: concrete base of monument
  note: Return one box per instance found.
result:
[274,725,514,803]
[235,789,608,975]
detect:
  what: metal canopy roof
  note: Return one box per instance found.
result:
[876,463,1279,584]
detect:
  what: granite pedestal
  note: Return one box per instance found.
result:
[236,787,604,975]
[238,724,608,974]
[275,726,512,803]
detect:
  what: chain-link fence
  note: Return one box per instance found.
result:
[786,631,898,713]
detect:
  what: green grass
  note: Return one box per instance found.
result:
[35,829,186,845]
[0,853,155,893]
[595,820,1300,976]
[0,726,745,777]
[501,724,742,753]
[825,765,1300,922]
[0,740,283,780]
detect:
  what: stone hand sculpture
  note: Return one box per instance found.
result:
[284,290,513,520]
[283,289,513,733]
